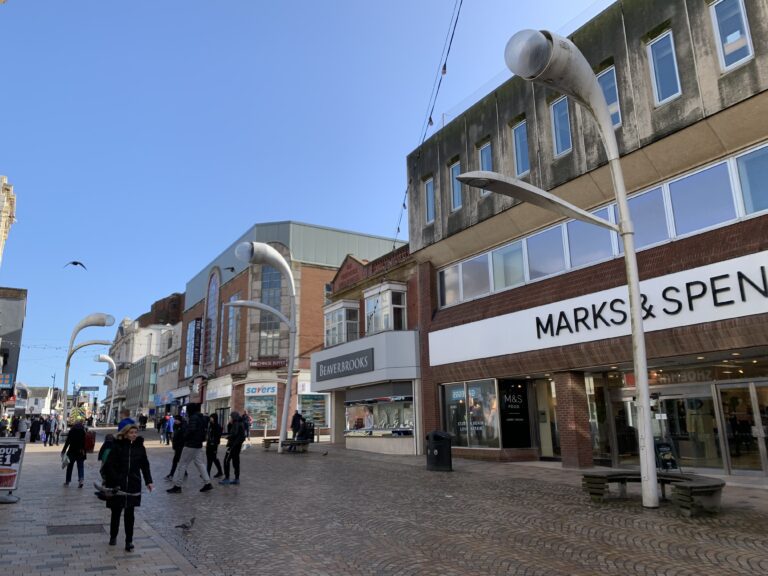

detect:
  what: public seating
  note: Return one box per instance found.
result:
[262,438,280,450]
[281,439,310,453]
[582,470,724,516]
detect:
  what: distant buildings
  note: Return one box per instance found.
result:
[0,176,15,269]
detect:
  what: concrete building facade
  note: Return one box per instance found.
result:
[0,176,16,269]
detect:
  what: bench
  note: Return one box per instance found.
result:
[262,438,280,451]
[582,470,724,516]
[281,439,310,453]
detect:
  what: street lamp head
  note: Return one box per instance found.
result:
[235,241,295,295]
[81,313,116,329]
[504,29,552,80]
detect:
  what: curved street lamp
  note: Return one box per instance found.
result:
[62,313,115,429]
[470,29,657,507]
[93,353,117,424]
[233,241,297,454]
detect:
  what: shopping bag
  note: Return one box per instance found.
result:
[61,453,70,469]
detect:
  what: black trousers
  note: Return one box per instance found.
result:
[206,445,223,476]
[223,444,242,480]
[110,505,135,543]
[169,447,183,476]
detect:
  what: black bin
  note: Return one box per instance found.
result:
[426,431,452,471]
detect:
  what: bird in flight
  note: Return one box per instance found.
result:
[64,261,87,270]
[224,266,236,273]
[175,517,196,531]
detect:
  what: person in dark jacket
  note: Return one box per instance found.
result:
[167,404,212,494]
[165,416,187,480]
[205,413,223,478]
[219,411,246,485]
[30,417,41,443]
[290,410,302,440]
[103,424,153,552]
[62,420,87,487]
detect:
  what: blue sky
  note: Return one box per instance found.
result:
[0,0,613,399]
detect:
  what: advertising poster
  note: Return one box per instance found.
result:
[0,438,26,491]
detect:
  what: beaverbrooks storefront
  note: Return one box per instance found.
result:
[428,249,768,474]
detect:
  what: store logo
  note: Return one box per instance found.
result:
[245,385,277,395]
[316,349,374,381]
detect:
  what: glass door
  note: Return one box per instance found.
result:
[656,396,722,470]
[719,383,768,474]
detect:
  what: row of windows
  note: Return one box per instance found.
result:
[324,286,408,347]
[424,0,755,223]
[438,141,768,308]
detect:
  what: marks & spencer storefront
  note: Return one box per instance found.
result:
[428,250,768,475]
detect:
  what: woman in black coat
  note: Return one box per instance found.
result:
[61,420,87,487]
[103,424,154,552]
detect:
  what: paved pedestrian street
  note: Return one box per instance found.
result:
[2,432,768,576]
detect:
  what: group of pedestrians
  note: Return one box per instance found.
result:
[0,414,61,444]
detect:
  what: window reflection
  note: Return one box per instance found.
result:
[669,162,735,235]
[527,227,565,280]
[737,146,768,214]
[567,207,612,268]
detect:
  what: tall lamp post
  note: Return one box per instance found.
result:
[459,29,658,507]
[62,313,115,430]
[230,241,297,455]
[94,353,117,424]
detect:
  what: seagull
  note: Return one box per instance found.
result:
[64,261,87,270]
[224,266,236,273]
[175,517,195,531]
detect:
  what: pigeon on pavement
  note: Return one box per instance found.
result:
[175,517,196,531]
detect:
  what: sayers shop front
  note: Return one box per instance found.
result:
[429,251,768,474]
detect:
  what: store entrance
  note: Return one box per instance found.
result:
[718,382,768,475]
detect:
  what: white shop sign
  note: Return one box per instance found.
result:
[429,251,768,366]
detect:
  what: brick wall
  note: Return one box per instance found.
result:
[299,264,336,367]
[553,372,593,468]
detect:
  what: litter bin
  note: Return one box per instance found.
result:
[85,430,96,453]
[426,431,452,471]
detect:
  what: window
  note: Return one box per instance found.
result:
[184,320,197,378]
[364,283,407,334]
[618,187,670,251]
[512,121,530,176]
[597,67,621,127]
[203,272,220,367]
[324,303,359,347]
[492,241,525,291]
[424,178,435,224]
[259,265,282,357]
[737,145,768,215]
[669,162,735,236]
[567,207,613,268]
[550,97,572,156]
[438,264,460,307]
[527,227,565,280]
[711,0,753,70]
[479,142,492,195]
[443,380,500,449]
[648,31,681,105]
[450,161,462,211]
[461,254,490,301]
[226,293,241,364]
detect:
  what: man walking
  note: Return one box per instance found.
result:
[167,404,213,494]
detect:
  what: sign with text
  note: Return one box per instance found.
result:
[316,348,374,382]
[244,384,277,396]
[430,251,768,366]
[499,381,531,448]
[0,373,13,403]
[0,439,26,491]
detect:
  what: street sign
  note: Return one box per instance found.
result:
[77,386,100,392]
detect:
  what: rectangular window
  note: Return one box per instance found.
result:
[512,121,530,177]
[438,264,460,307]
[669,162,736,236]
[226,293,241,364]
[567,207,613,268]
[479,142,492,195]
[617,187,670,252]
[737,145,768,215]
[365,288,407,334]
[711,0,753,70]
[550,97,572,156]
[648,31,681,105]
[324,307,358,347]
[450,161,462,211]
[461,254,491,301]
[259,265,282,357]
[527,227,565,280]
[597,66,621,127]
[492,241,524,290]
[424,178,435,224]
[184,321,196,378]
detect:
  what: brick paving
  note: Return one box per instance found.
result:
[1,430,768,575]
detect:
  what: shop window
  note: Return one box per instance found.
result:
[526,226,565,280]
[478,141,492,195]
[299,394,329,427]
[443,383,468,447]
[736,145,768,215]
[492,240,525,291]
[597,66,621,127]
[711,0,753,71]
[567,207,613,268]
[438,264,460,307]
[461,254,490,301]
[512,120,530,177]
[323,302,359,347]
[425,178,435,224]
[364,283,407,334]
[648,31,681,106]
[550,96,572,156]
[345,400,414,435]
[669,162,736,236]
[443,380,500,449]
[450,161,462,211]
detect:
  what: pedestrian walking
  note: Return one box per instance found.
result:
[165,416,187,480]
[290,409,302,440]
[166,404,213,494]
[17,416,28,440]
[117,408,134,432]
[42,417,51,445]
[103,424,153,552]
[54,415,62,445]
[166,413,175,445]
[30,416,41,443]
[205,413,223,478]
[49,416,59,446]
[219,411,246,486]
[0,415,8,437]
[242,410,252,449]
[62,419,87,487]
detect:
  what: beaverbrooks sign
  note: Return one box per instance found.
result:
[429,251,768,367]
[316,348,374,381]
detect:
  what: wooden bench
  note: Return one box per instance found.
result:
[281,439,310,453]
[582,470,725,516]
[262,438,280,451]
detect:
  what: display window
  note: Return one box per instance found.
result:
[299,394,328,427]
[344,397,414,437]
[244,395,277,430]
[443,379,501,448]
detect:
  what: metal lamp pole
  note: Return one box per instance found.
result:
[62,313,115,431]
[94,354,117,424]
[233,241,297,455]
